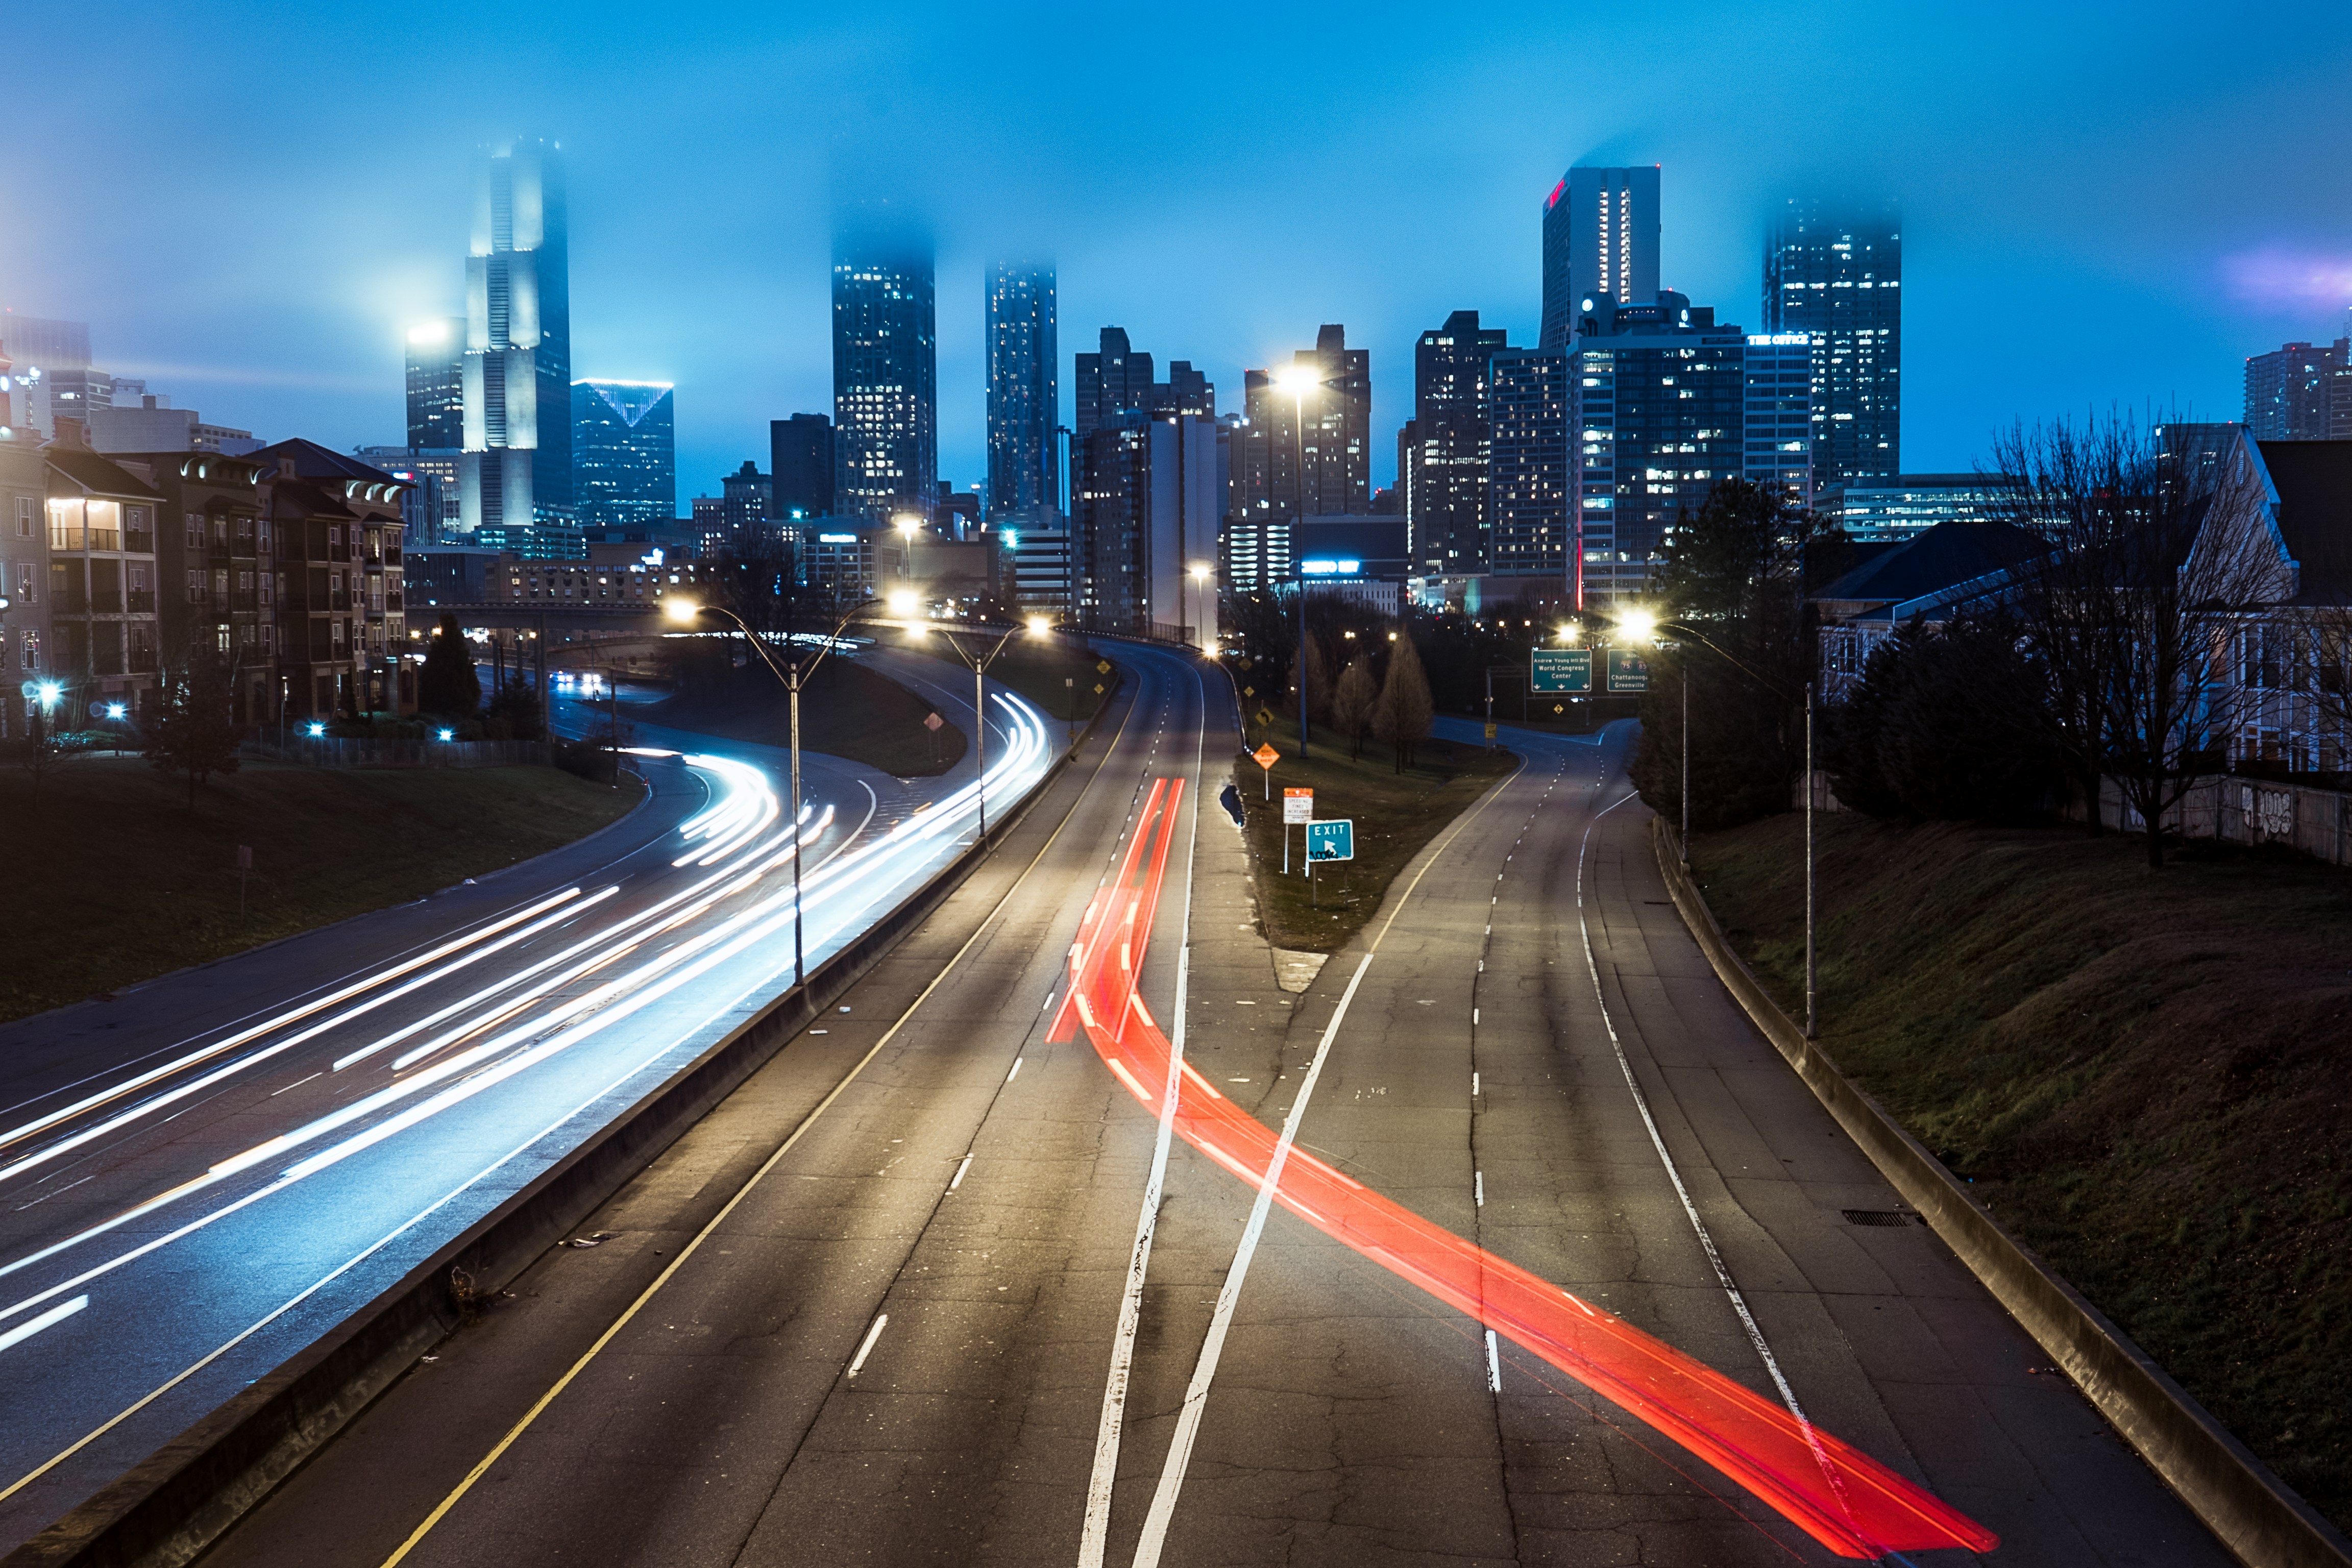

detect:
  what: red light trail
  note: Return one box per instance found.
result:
[1050,778,1997,1560]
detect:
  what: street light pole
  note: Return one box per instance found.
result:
[919,616,1036,843]
[1805,679,1817,1039]
[1680,660,1690,866]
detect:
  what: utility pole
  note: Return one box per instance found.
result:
[1805,679,1817,1039]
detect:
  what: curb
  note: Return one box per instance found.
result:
[3,690,1125,1568]
[1649,815,2352,1568]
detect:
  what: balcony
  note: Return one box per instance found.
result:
[128,589,156,613]
[88,590,124,614]
[125,531,154,555]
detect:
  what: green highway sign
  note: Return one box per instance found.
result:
[1530,648,1592,693]
[1305,819,1354,862]
[1606,648,1651,693]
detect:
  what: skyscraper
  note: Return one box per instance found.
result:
[1569,290,1748,605]
[770,413,836,518]
[2244,335,2352,439]
[459,139,572,534]
[985,262,1058,521]
[1067,327,1217,628]
[1743,333,1817,501]
[406,318,464,449]
[1540,165,1660,350]
[1764,197,1900,488]
[1487,346,1571,588]
[572,380,675,531]
[1402,310,1508,576]
[831,211,937,523]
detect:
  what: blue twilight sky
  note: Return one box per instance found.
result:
[5,1,2350,511]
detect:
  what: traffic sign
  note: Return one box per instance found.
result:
[1282,787,1315,824]
[923,711,944,731]
[1306,819,1354,862]
[1531,648,1592,693]
[1254,707,1275,729]
[1483,721,1497,740]
[1605,648,1651,693]
[1253,743,1279,770]
[1096,659,1112,674]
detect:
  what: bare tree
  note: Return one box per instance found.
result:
[1373,634,1435,773]
[145,654,244,811]
[1991,415,2278,866]
[1331,656,1377,760]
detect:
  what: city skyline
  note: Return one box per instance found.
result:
[5,3,2349,512]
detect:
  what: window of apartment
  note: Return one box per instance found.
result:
[257,520,271,552]
[275,572,286,602]
[211,517,229,548]
[239,570,254,595]
[261,625,274,652]
[185,512,205,548]
[15,497,32,538]
[211,569,230,602]
[186,569,205,604]
[331,619,345,650]
[21,630,39,672]
[129,563,150,594]
[14,562,33,603]
[127,506,147,532]
[258,573,272,606]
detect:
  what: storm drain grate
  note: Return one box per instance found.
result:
[1842,1209,1911,1228]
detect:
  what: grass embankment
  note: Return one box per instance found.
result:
[1689,814,2352,1527]
[1234,718,1517,952]
[0,760,644,1024]
[645,658,967,777]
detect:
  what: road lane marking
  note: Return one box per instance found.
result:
[1080,654,1209,1567]
[1572,785,1846,1507]
[0,1295,86,1355]
[1129,950,1375,1568]
[375,667,1140,1568]
[1484,1329,1501,1392]
[845,1313,889,1378]
[948,1156,972,1192]
[1006,1058,1023,1083]
[1475,1171,1485,1207]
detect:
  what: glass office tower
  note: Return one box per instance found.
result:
[985,262,1058,521]
[1764,197,1900,488]
[1540,165,1660,350]
[460,138,572,535]
[572,380,675,531]
[831,211,937,523]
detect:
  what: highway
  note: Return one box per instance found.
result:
[0,641,1054,1556]
[196,644,2228,1567]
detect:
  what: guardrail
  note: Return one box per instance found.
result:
[4,671,1127,1568]
[1650,814,2352,1568]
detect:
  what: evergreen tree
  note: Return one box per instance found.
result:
[145,655,243,810]
[1332,657,1377,760]
[418,612,481,718]
[1373,634,1434,772]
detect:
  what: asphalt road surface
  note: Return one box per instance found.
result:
[0,644,1051,1554]
[196,648,2227,1567]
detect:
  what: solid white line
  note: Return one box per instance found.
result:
[845,1312,889,1378]
[268,1073,322,1097]
[0,1295,86,1355]
[948,1156,972,1192]
[1006,1058,1023,1084]
[1484,1328,1501,1392]
[1129,951,1375,1568]
[1471,1071,1480,1098]
[1475,1171,1484,1207]
[1571,786,1844,1489]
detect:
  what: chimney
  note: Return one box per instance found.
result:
[53,415,87,450]
[278,456,298,479]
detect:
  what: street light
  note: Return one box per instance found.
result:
[1188,562,1211,654]
[664,592,871,987]
[900,612,1044,839]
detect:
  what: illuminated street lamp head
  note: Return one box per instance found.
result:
[886,589,920,617]
[1189,562,1210,583]
[35,680,61,708]
[1616,608,1658,645]
[103,702,127,720]
[1276,366,1319,396]
[893,512,921,537]
[1556,624,1579,644]
[1025,615,1050,635]
[662,596,700,624]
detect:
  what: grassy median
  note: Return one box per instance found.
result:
[1689,813,2352,1528]
[0,758,644,1024]
[1234,717,1517,952]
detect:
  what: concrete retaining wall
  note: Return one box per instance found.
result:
[1650,815,2351,1568]
[3,683,1122,1568]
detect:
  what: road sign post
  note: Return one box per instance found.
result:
[1305,817,1353,910]
[1282,787,1313,873]
[1253,742,1279,799]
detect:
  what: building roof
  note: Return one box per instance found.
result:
[1811,518,2046,616]
[44,447,166,500]
[252,437,408,490]
[2253,439,2352,605]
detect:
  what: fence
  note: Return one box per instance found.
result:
[244,736,552,771]
[2101,774,2352,868]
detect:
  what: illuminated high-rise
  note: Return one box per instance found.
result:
[459,139,572,534]
[832,211,937,523]
[572,381,675,531]
[1402,310,1508,576]
[985,262,1057,521]
[1540,165,1660,350]
[1764,198,1900,487]
[405,317,463,449]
